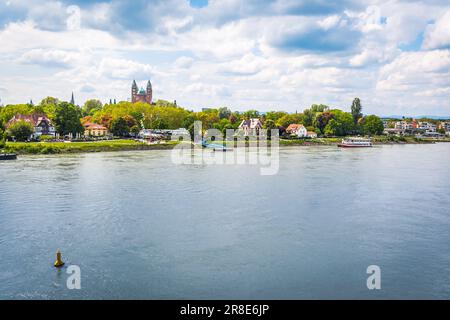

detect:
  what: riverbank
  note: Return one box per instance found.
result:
[3,140,179,155]
[279,135,449,146]
[3,136,449,155]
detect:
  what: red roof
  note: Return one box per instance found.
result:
[286,124,305,132]
[6,113,52,128]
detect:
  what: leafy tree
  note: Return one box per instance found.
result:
[218,107,231,119]
[122,115,137,128]
[40,97,60,106]
[130,125,141,136]
[265,111,288,122]
[83,99,103,116]
[7,120,34,141]
[54,102,84,136]
[181,113,195,129]
[195,111,220,129]
[0,123,5,149]
[351,98,363,124]
[0,104,33,123]
[310,104,329,113]
[111,117,129,136]
[361,115,384,135]
[276,113,304,128]
[38,97,60,120]
[229,114,238,124]
[152,118,169,130]
[324,110,355,136]
[262,119,278,138]
[263,119,277,130]
[314,111,335,134]
[302,109,315,127]
[213,118,232,133]
[242,110,259,119]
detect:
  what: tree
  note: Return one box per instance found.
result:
[40,97,59,106]
[262,119,278,138]
[83,99,103,116]
[111,117,129,136]
[263,119,277,130]
[351,98,363,124]
[54,102,84,136]
[130,125,141,137]
[361,115,384,135]
[0,123,5,149]
[7,120,34,141]
[265,111,288,122]
[310,104,329,113]
[302,109,314,127]
[276,113,304,128]
[242,110,259,119]
[314,111,334,134]
[0,104,33,123]
[218,107,231,119]
[324,110,355,136]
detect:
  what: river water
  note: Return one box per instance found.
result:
[1,144,450,299]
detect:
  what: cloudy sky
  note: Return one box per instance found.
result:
[1,0,450,116]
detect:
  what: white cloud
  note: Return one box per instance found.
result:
[18,48,83,68]
[1,0,450,115]
[98,58,155,80]
[423,10,450,50]
[174,56,194,68]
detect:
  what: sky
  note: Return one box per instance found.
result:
[0,0,450,116]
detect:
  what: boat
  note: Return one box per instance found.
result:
[338,137,372,148]
[201,140,233,152]
[0,153,18,160]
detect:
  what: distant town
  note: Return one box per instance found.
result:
[1,80,450,155]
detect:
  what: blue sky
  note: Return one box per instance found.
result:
[1,0,450,115]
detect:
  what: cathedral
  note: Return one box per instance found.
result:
[131,80,153,104]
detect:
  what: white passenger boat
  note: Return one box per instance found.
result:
[338,137,372,148]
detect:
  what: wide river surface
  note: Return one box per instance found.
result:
[1,144,450,299]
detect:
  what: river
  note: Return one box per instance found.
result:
[1,144,450,299]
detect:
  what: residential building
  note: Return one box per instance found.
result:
[84,123,109,137]
[307,131,318,138]
[439,122,450,132]
[395,121,408,130]
[6,113,56,139]
[418,122,436,132]
[286,124,307,137]
[238,118,263,136]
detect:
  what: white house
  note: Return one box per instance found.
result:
[286,124,307,137]
[238,118,263,136]
[418,122,436,132]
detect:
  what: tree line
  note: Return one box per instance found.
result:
[0,97,384,142]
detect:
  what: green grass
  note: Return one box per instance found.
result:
[4,140,179,155]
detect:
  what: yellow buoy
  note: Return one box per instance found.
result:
[54,250,65,268]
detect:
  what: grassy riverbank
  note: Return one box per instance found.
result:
[280,136,450,146]
[4,136,449,155]
[4,140,179,155]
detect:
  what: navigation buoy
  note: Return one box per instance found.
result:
[54,250,65,268]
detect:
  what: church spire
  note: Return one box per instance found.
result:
[70,92,75,105]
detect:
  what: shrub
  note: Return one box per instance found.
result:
[7,120,34,141]
[40,134,55,141]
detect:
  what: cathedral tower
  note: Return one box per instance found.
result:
[131,80,152,104]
